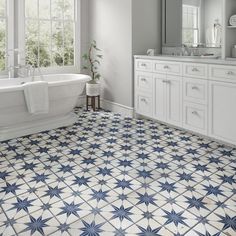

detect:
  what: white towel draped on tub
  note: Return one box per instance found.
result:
[23,81,49,114]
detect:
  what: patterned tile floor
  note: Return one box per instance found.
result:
[0,108,236,236]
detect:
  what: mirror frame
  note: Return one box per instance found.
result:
[162,0,223,48]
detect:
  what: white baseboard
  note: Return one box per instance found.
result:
[76,96,134,117]
[101,99,134,117]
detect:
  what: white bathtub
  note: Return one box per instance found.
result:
[0,74,90,141]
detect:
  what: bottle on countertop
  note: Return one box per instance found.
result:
[232,45,236,58]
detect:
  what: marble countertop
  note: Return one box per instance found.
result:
[134,55,236,66]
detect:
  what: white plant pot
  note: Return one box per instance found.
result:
[86,82,100,96]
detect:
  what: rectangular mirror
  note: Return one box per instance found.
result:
[162,0,223,48]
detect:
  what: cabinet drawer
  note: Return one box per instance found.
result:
[209,65,236,83]
[183,78,208,104]
[153,61,182,75]
[183,63,207,79]
[135,59,153,72]
[135,92,153,117]
[183,102,207,135]
[135,72,153,92]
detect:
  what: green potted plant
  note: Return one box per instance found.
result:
[82,40,103,96]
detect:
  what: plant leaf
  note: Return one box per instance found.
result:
[82,54,88,60]
[94,60,100,64]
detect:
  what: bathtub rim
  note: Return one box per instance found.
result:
[0,73,91,92]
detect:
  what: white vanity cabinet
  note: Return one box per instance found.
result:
[134,56,236,146]
[209,65,236,145]
[182,63,208,135]
[154,74,182,126]
[135,59,182,127]
[134,70,154,117]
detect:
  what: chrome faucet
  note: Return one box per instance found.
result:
[5,49,33,79]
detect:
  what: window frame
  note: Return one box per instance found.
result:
[0,0,14,77]
[18,0,81,75]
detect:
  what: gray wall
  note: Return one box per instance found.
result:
[81,0,89,59]
[132,0,161,55]
[87,0,161,108]
[88,0,133,107]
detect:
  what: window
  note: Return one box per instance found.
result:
[182,5,200,46]
[0,0,7,71]
[0,0,79,75]
[24,0,77,69]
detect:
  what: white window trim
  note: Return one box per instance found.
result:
[18,0,81,76]
[0,0,14,78]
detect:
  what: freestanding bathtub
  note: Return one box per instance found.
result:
[0,74,90,141]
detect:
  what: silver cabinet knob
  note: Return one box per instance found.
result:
[192,86,199,90]
[192,111,198,116]
[192,68,199,72]
[162,80,171,84]
[227,71,234,75]
[141,98,147,103]
[164,65,169,69]
[141,63,147,67]
[141,78,147,82]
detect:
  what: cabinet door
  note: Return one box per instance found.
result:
[166,75,183,126]
[154,74,167,122]
[209,81,236,145]
[135,92,153,117]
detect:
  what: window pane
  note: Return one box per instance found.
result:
[64,47,73,66]
[0,18,6,43]
[183,29,193,44]
[52,50,63,66]
[26,43,38,67]
[0,19,5,70]
[25,0,76,68]
[51,0,64,20]
[25,0,38,18]
[64,21,74,65]
[0,49,5,70]
[64,0,74,20]
[25,20,38,66]
[39,0,50,19]
[0,0,5,17]
[39,21,51,43]
[64,21,74,45]
[25,20,38,40]
[52,21,63,48]
[39,44,51,67]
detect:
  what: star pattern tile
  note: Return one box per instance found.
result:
[0,107,235,236]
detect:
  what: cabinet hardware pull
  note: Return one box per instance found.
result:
[162,80,171,84]
[164,65,169,69]
[141,63,147,67]
[192,86,199,90]
[192,111,198,115]
[192,68,199,72]
[141,98,147,103]
[141,78,147,82]
[227,71,234,75]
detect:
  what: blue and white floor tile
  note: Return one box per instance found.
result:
[0,107,236,235]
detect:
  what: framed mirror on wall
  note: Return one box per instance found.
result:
[162,0,223,48]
